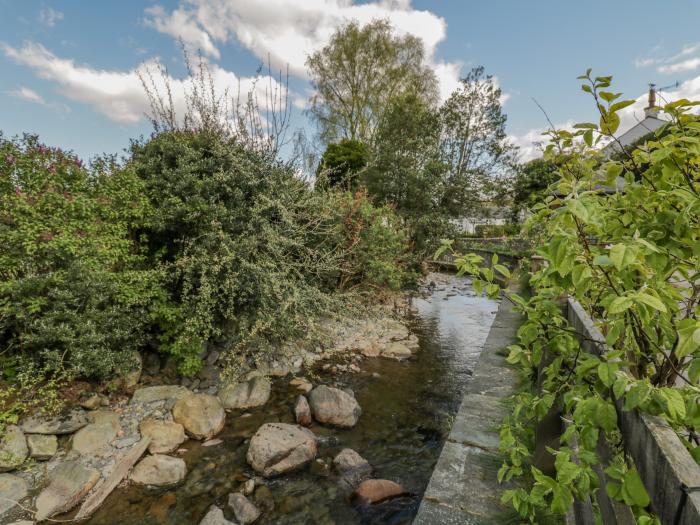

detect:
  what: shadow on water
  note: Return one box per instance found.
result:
[84,274,499,525]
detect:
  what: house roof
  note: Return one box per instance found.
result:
[602,110,667,154]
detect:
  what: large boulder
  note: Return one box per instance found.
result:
[27,434,57,461]
[0,426,27,472]
[308,386,361,428]
[139,420,187,454]
[131,385,190,405]
[246,423,316,478]
[130,454,186,487]
[0,473,28,517]
[351,479,407,505]
[380,342,412,360]
[21,408,88,435]
[219,377,271,410]
[35,461,100,521]
[294,395,312,426]
[173,394,225,440]
[72,420,119,455]
[199,505,236,525]
[228,492,261,524]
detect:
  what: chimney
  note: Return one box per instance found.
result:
[645,84,658,118]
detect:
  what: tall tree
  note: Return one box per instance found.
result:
[306,19,438,144]
[438,66,516,213]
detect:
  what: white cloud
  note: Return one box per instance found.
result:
[658,57,700,75]
[9,86,45,104]
[1,41,284,124]
[635,41,700,75]
[38,7,63,27]
[144,5,220,59]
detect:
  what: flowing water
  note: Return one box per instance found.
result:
[84,274,499,525]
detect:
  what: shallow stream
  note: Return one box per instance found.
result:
[84,274,499,525]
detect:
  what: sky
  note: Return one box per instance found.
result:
[3,0,700,163]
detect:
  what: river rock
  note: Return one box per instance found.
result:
[131,385,190,405]
[351,479,407,505]
[380,342,412,360]
[172,394,225,440]
[289,377,312,393]
[130,454,186,487]
[35,461,100,521]
[80,394,102,410]
[139,420,187,454]
[200,505,236,525]
[308,386,361,428]
[228,492,261,524]
[334,449,371,491]
[242,478,255,496]
[247,423,317,477]
[0,426,27,472]
[21,408,88,435]
[27,433,57,461]
[294,395,312,426]
[0,473,28,517]
[219,377,271,410]
[72,421,119,455]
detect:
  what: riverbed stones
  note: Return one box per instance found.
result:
[21,408,88,435]
[289,377,312,393]
[131,385,190,405]
[0,426,27,472]
[27,433,57,461]
[218,377,271,410]
[200,505,236,525]
[294,395,312,426]
[308,385,361,428]
[130,454,186,487]
[35,461,100,521]
[72,419,119,455]
[351,479,407,505]
[380,341,412,360]
[228,492,261,524]
[172,393,225,440]
[334,449,371,492]
[139,419,187,454]
[247,423,317,477]
[0,473,28,517]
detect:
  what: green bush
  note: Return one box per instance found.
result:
[0,134,161,379]
[316,139,369,190]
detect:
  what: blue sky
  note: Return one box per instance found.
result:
[3,0,700,162]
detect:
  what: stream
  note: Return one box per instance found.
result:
[84,274,499,525]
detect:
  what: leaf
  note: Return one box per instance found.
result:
[610,99,636,112]
[635,292,667,313]
[621,469,650,507]
[609,244,637,271]
[574,123,598,130]
[600,111,621,135]
[593,255,613,267]
[675,318,700,359]
[598,362,617,387]
[609,296,633,314]
[494,264,511,278]
[567,199,589,222]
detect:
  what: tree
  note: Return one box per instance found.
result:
[438,66,516,214]
[306,19,438,144]
[511,157,559,220]
[316,139,369,190]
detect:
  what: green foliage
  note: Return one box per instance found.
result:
[316,139,369,190]
[306,19,438,144]
[444,71,700,523]
[0,133,160,380]
[511,158,560,220]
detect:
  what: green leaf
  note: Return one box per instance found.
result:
[609,244,638,271]
[598,362,617,387]
[610,99,636,112]
[567,199,589,222]
[635,292,667,313]
[621,469,650,507]
[609,296,633,314]
[600,111,621,135]
[676,319,700,359]
[574,123,598,129]
[494,264,511,278]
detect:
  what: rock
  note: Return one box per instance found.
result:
[308,386,361,428]
[206,350,221,366]
[7,521,33,525]
[121,351,142,392]
[35,461,100,521]
[246,423,317,478]
[202,438,223,447]
[228,492,261,524]
[80,394,102,410]
[72,421,119,455]
[130,454,186,487]
[380,342,412,360]
[139,420,187,454]
[88,409,121,427]
[199,505,236,525]
[310,458,331,477]
[351,479,407,505]
[219,377,271,410]
[27,434,57,461]
[294,395,312,426]
[0,473,28,517]
[143,352,161,376]
[0,426,27,472]
[21,408,88,435]
[360,342,381,358]
[172,394,225,440]
[289,377,312,393]
[333,449,371,491]
[253,485,275,512]
[241,478,255,496]
[131,385,190,405]
[405,334,420,350]
[197,364,220,389]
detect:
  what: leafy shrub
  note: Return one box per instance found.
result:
[0,134,160,379]
[316,139,369,190]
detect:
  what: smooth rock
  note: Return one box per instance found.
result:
[27,434,57,461]
[351,479,407,505]
[0,473,28,517]
[308,386,361,428]
[289,377,313,393]
[228,492,261,524]
[241,478,255,496]
[0,426,27,472]
[139,420,186,454]
[172,394,225,440]
[72,422,119,455]
[202,438,223,447]
[294,395,312,426]
[80,394,102,410]
[35,461,100,521]
[130,454,186,487]
[21,408,88,435]
[199,505,236,525]
[246,423,316,478]
[381,342,412,360]
[87,410,120,427]
[219,377,271,410]
[131,385,190,405]
[333,449,371,491]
